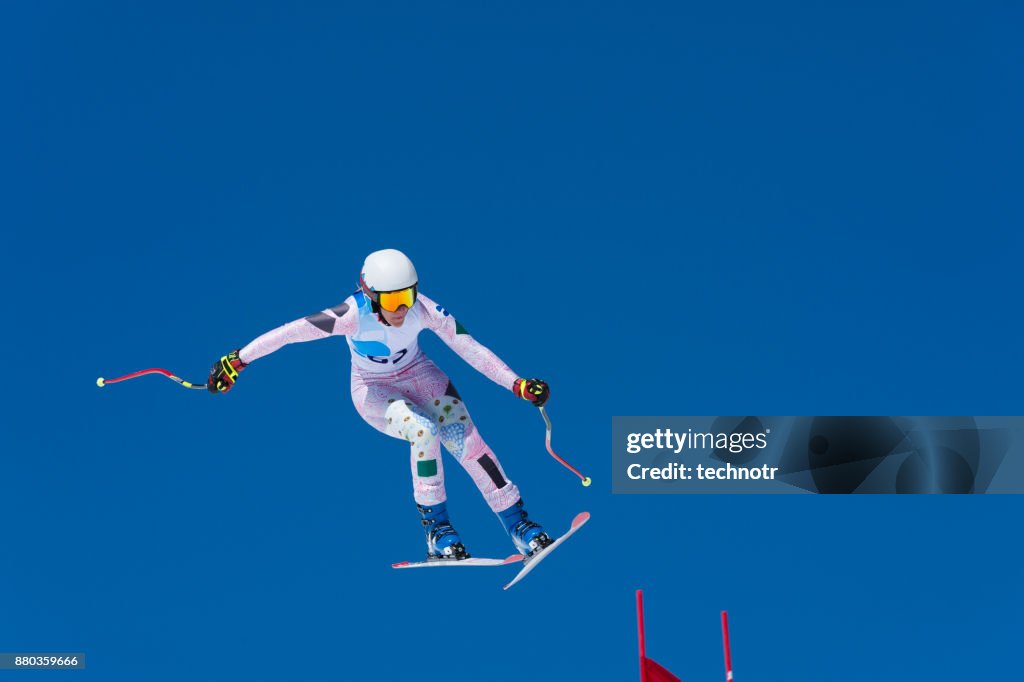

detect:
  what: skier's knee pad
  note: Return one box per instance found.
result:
[433,395,471,458]
[385,399,439,453]
[440,423,468,459]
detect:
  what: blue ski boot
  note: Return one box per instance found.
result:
[418,502,469,560]
[498,499,553,557]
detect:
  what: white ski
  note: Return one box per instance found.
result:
[392,554,524,569]
[503,511,590,590]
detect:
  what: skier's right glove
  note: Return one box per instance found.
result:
[513,378,550,407]
[208,350,247,394]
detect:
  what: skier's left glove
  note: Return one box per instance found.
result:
[208,350,247,394]
[513,378,550,407]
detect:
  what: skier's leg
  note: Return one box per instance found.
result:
[384,398,446,507]
[432,383,553,556]
[351,373,447,505]
[384,398,469,559]
[350,376,399,435]
[351,374,466,558]
[430,383,519,512]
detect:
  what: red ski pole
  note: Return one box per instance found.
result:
[96,368,208,391]
[538,406,591,487]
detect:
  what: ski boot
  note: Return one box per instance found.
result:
[418,502,470,560]
[498,499,553,558]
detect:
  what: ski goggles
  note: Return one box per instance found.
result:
[375,285,417,312]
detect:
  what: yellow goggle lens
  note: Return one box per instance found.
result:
[377,286,416,312]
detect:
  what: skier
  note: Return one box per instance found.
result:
[207,249,554,561]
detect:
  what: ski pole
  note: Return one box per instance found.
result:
[538,406,591,487]
[96,368,208,390]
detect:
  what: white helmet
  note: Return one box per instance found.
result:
[360,249,418,311]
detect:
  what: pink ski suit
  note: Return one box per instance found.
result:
[238,290,522,513]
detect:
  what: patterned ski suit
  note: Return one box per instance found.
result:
[238,291,522,513]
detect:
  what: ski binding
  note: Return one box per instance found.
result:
[503,511,589,590]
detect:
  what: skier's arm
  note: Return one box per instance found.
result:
[208,301,356,393]
[238,301,356,364]
[418,293,519,391]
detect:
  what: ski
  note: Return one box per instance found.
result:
[392,554,523,569]
[503,511,590,590]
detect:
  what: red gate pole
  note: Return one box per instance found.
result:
[722,611,733,682]
[637,590,647,682]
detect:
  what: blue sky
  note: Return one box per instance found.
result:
[2,2,1022,680]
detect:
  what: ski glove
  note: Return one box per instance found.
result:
[208,350,247,393]
[513,378,550,407]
